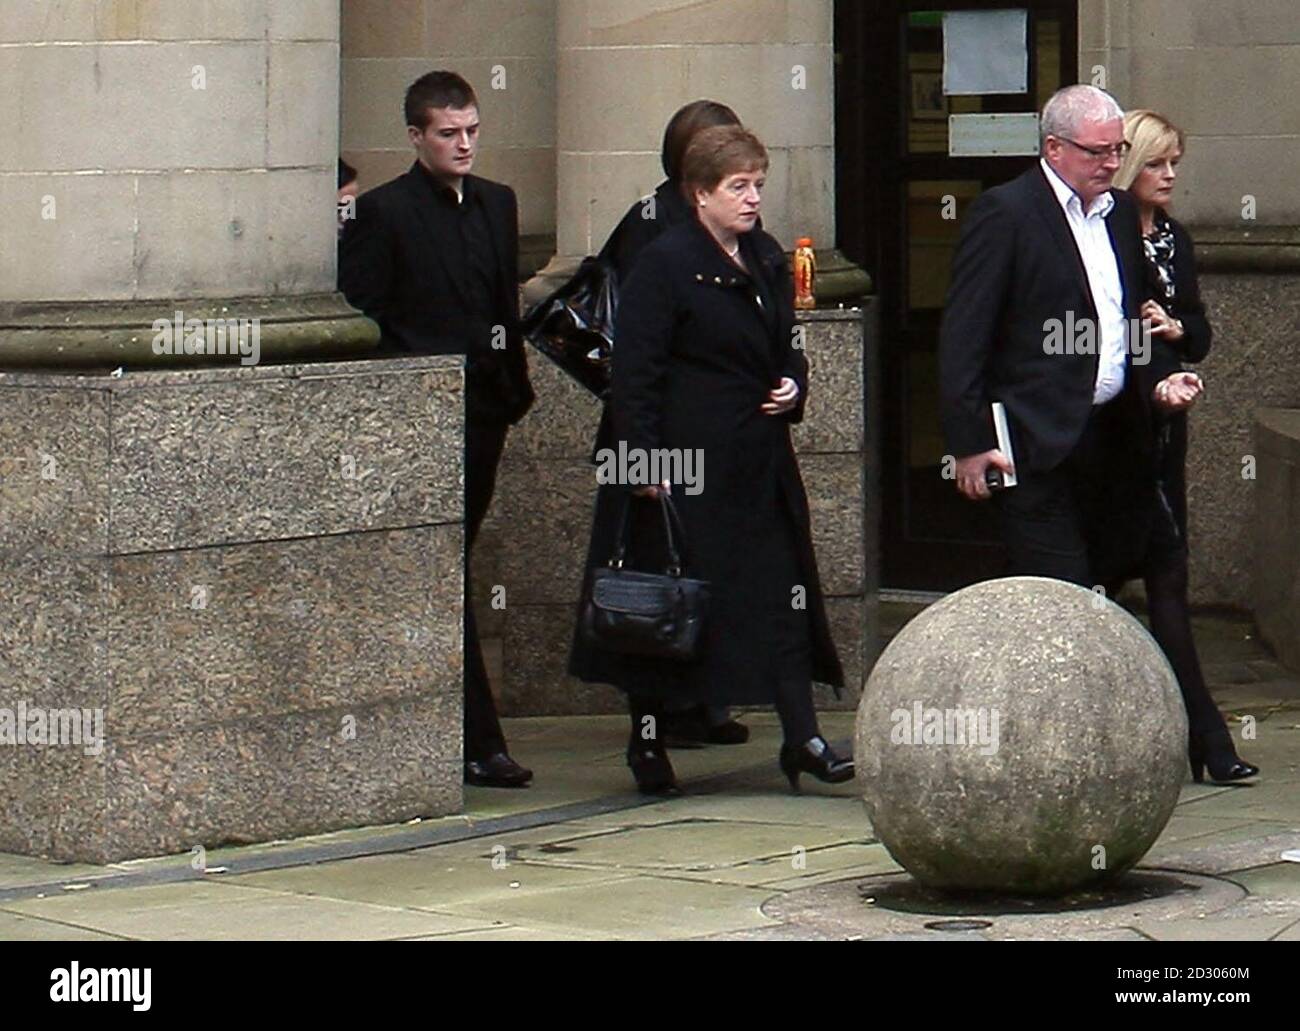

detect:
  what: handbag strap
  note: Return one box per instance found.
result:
[609,493,687,576]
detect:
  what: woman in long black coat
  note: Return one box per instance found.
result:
[595,100,753,747]
[569,125,849,795]
[1112,110,1257,783]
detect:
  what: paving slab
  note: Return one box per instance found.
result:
[229,849,636,911]
[1135,913,1300,941]
[406,924,618,941]
[429,874,779,940]
[0,909,128,941]
[2,882,500,941]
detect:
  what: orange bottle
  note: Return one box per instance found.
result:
[793,237,816,310]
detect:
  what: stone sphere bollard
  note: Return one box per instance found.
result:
[855,576,1188,896]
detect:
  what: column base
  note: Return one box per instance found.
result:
[0,293,380,370]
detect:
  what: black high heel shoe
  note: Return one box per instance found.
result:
[1189,729,1259,784]
[627,747,682,797]
[779,737,854,793]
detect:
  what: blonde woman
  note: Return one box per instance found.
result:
[1112,110,1257,783]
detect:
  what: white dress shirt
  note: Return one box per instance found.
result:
[1040,159,1128,404]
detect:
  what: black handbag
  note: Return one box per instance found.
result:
[520,256,617,399]
[579,495,710,661]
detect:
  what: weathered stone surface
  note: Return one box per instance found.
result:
[791,309,865,455]
[1188,273,1300,610]
[801,452,865,597]
[0,383,110,555]
[819,595,870,712]
[0,741,107,861]
[1253,408,1300,672]
[108,357,463,552]
[504,351,603,461]
[501,602,624,716]
[491,459,597,606]
[855,577,1188,895]
[99,697,459,864]
[0,356,465,862]
[106,526,462,738]
[0,554,108,712]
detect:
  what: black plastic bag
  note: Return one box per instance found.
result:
[520,256,617,398]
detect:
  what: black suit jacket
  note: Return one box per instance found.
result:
[939,164,1180,476]
[339,163,534,425]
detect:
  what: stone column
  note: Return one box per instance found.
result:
[1080,0,1300,610]
[527,0,868,303]
[0,1,464,863]
[0,0,373,365]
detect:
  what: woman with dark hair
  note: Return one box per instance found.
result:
[595,100,751,747]
[1112,110,1257,784]
[600,100,743,282]
[570,126,851,796]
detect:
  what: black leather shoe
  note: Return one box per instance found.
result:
[705,718,750,745]
[627,747,682,797]
[779,737,854,794]
[1190,731,1259,785]
[465,752,533,788]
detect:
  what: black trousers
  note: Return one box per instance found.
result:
[992,397,1150,587]
[464,420,509,762]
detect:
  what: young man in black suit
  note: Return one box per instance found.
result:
[939,84,1203,589]
[339,71,535,788]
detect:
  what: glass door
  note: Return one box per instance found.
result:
[836,0,1078,591]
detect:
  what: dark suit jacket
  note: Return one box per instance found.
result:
[939,164,1180,477]
[339,163,534,425]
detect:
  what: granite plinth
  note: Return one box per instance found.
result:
[0,356,464,863]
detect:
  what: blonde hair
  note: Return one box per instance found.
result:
[1115,109,1186,190]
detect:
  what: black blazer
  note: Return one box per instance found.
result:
[939,165,1178,475]
[339,163,534,425]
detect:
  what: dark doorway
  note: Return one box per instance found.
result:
[836,1,1078,591]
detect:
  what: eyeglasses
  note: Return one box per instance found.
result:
[1055,136,1131,161]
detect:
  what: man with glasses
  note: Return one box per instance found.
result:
[939,84,1195,590]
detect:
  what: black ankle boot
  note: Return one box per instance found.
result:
[1189,729,1259,784]
[778,736,854,793]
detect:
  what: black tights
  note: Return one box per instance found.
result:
[1109,550,1227,742]
[629,681,819,753]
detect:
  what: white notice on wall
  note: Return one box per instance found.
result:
[943,9,1029,96]
[949,113,1040,157]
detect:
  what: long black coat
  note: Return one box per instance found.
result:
[568,217,843,704]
